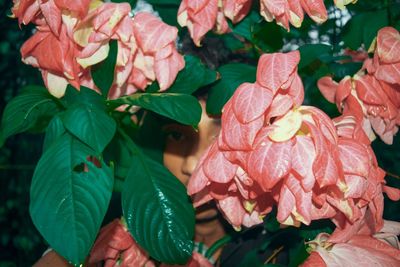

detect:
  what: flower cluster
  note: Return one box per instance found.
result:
[88,219,154,267]
[259,0,357,30]
[178,0,358,46]
[13,0,184,98]
[301,221,400,267]
[318,27,400,144]
[177,0,252,46]
[187,51,400,247]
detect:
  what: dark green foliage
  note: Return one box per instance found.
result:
[0,86,60,147]
[1,0,400,266]
[30,132,114,265]
[109,92,202,127]
[121,138,195,264]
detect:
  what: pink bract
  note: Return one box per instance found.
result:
[14,1,184,98]
[188,50,400,240]
[318,27,400,144]
[177,0,252,46]
[88,219,155,267]
[301,231,400,267]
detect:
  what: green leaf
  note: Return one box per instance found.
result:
[30,133,114,265]
[143,1,181,27]
[167,55,217,94]
[329,62,362,80]
[91,40,118,97]
[288,241,308,267]
[62,103,116,154]
[231,11,261,41]
[207,63,256,115]
[264,209,280,233]
[145,0,180,4]
[0,86,60,146]
[362,10,388,49]
[238,250,264,267]
[298,220,334,241]
[61,86,105,109]
[122,140,195,264]
[252,21,284,52]
[43,114,66,152]
[342,10,388,49]
[109,93,202,127]
[113,0,137,5]
[299,44,332,69]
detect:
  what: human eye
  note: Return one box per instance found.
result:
[163,125,187,143]
[166,130,186,142]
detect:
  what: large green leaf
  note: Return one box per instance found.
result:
[230,11,261,41]
[252,21,284,52]
[342,10,388,49]
[143,0,181,27]
[62,103,116,154]
[91,40,118,97]
[122,140,195,264]
[109,93,202,127]
[206,63,256,115]
[298,44,332,69]
[61,86,106,109]
[43,114,66,152]
[0,85,60,146]
[30,132,114,265]
[167,55,217,94]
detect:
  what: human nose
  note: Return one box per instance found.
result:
[181,154,199,180]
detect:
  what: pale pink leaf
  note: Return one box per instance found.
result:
[338,139,370,177]
[203,142,238,183]
[256,51,300,93]
[377,27,400,64]
[291,136,316,191]
[300,0,327,24]
[247,139,292,191]
[222,100,264,150]
[232,82,273,123]
[317,76,337,103]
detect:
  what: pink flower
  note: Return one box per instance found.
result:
[301,232,400,267]
[16,1,185,98]
[318,27,400,145]
[88,219,155,267]
[75,6,184,98]
[21,24,82,98]
[318,59,400,144]
[11,0,91,36]
[132,12,184,92]
[177,0,251,46]
[188,50,400,236]
[259,0,327,30]
[189,51,345,229]
[364,27,400,85]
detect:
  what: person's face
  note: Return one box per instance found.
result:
[163,100,221,220]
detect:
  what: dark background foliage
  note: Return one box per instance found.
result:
[0,0,399,266]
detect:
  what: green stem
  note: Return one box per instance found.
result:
[205,235,232,260]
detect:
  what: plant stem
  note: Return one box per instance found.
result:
[386,171,400,180]
[264,245,284,264]
[205,235,232,260]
